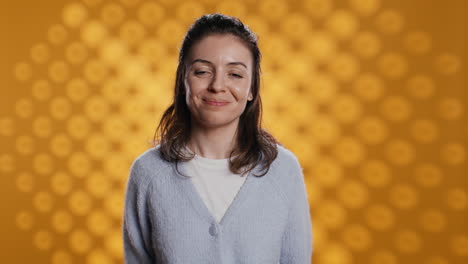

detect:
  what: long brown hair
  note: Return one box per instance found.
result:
[154,13,278,177]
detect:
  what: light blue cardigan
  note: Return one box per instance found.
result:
[123,144,313,263]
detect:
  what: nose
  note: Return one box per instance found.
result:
[208,71,225,93]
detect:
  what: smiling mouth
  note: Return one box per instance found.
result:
[203,99,229,106]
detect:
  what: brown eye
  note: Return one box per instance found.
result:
[230,73,243,78]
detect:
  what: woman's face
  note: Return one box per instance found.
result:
[184,34,253,129]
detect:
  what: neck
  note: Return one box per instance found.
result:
[188,120,239,159]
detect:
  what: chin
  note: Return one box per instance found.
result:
[197,115,240,129]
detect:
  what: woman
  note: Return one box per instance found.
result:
[123,13,313,263]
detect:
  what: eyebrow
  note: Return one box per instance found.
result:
[190,58,248,69]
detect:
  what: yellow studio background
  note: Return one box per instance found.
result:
[1,0,466,263]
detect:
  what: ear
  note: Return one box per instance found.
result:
[247,91,253,101]
[183,77,189,95]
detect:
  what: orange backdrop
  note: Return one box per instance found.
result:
[1,0,467,263]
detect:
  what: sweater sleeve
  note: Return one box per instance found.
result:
[280,156,313,264]
[123,159,155,264]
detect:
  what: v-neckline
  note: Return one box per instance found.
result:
[176,161,258,226]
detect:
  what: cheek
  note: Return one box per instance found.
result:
[232,80,251,99]
[186,77,209,94]
[185,79,201,102]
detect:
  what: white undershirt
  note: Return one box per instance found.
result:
[185,154,248,223]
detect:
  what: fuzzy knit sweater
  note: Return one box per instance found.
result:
[123,144,313,264]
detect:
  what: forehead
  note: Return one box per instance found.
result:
[188,34,253,66]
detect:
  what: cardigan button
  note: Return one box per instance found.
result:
[209,223,218,236]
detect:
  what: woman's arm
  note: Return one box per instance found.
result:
[280,156,313,264]
[123,160,155,264]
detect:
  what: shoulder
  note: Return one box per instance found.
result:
[272,144,302,173]
[265,144,306,202]
[127,145,173,186]
[132,144,169,167]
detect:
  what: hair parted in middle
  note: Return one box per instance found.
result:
[154,13,279,177]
